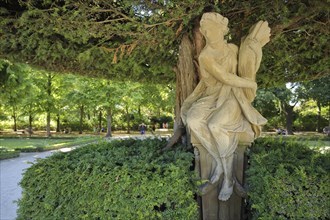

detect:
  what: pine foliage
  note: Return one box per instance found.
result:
[0,0,329,85]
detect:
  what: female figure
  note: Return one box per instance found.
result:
[181,13,269,201]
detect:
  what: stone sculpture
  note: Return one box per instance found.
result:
[181,12,270,202]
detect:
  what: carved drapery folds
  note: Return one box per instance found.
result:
[181,13,270,220]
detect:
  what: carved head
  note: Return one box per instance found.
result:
[200,12,229,36]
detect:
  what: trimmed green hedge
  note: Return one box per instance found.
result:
[17,138,198,219]
[246,137,330,219]
[0,148,20,160]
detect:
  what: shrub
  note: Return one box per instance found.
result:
[0,147,20,160]
[246,137,330,219]
[294,114,328,131]
[17,138,198,219]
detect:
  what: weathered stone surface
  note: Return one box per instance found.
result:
[181,12,270,219]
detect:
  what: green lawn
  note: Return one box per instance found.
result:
[262,132,330,150]
[0,136,101,152]
[304,140,330,148]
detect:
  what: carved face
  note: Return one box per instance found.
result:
[200,14,229,42]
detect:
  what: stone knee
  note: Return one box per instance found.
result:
[207,119,217,131]
[207,120,226,135]
[186,114,204,133]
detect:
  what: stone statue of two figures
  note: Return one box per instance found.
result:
[181,12,270,204]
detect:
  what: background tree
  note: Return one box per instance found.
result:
[93,79,122,137]
[1,1,329,144]
[45,72,54,137]
[20,68,43,136]
[118,82,144,133]
[52,72,74,133]
[0,61,28,131]
[64,76,95,134]
[301,75,330,133]
[253,89,280,130]
[1,0,328,111]
[271,84,303,135]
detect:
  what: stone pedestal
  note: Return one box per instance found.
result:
[194,143,249,220]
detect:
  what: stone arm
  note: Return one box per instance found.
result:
[199,55,257,90]
[238,21,270,102]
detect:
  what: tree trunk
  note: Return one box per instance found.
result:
[165,21,204,149]
[98,110,102,132]
[283,103,294,135]
[328,102,330,137]
[46,111,51,137]
[138,105,141,116]
[56,113,60,133]
[126,106,130,134]
[12,107,17,131]
[28,114,33,137]
[328,102,330,127]
[105,108,112,137]
[46,72,52,137]
[79,105,84,134]
[317,101,322,133]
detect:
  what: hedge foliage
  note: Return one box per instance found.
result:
[17,138,198,220]
[0,148,20,160]
[246,137,330,219]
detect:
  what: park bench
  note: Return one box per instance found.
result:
[15,130,25,134]
[15,130,25,137]
[154,128,171,137]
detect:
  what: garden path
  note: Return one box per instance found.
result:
[1,151,55,220]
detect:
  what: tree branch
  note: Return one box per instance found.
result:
[143,17,183,28]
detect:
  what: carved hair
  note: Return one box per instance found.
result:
[201,12,229,27]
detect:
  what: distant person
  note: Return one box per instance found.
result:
[276,128,286,135]
[162,122,167,129]
[139,123,146,135]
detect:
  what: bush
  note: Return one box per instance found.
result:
[0,147,20,160]
[17,138,198,219]
[246,137,330,219]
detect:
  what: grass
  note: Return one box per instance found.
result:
[0,136,101,159]
[262,132,330,150]
[1,138,75,150]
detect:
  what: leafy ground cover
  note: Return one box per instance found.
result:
[246,137,330,219]
[17,138,198,219]
[246,132,330,218]
[13,131,330,218]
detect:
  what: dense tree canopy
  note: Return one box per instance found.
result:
[0,60,175,133]
[0,0,329,86]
